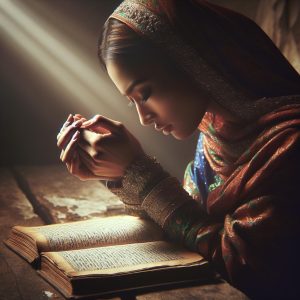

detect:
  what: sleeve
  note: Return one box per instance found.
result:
[182,160,201,200]
[140,174,224,268]
[138,126,300,299]
[105,125,300,298]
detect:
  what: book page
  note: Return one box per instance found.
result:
[16,216,164,252]
[43,241,205,276]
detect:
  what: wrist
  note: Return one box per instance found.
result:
[104,153,169,207]
[122,153,170,200]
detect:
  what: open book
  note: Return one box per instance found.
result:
[5,215,213,299]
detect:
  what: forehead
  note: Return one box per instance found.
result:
[107,60,141,85]
[106,60,152,94]
[107,59,157,95]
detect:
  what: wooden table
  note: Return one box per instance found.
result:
[0,165,249,300]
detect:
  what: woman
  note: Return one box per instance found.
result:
[57,0,300,298]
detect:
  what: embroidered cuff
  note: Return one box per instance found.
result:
[124,204,151,219]
[104,153,170,207]
[141,176,192,228]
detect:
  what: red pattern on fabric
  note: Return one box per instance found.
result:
[193,104,300,295]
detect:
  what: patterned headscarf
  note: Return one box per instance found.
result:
[108,4,300,296]
[108,0,300,122]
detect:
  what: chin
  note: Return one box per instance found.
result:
[171,128,195,140]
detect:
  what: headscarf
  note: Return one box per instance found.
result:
[108,0,300,121]
[108,2,300,297]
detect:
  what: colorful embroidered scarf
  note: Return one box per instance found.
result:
[108,0,300,121]
[108,0,300,298]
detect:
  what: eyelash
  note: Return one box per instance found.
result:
[127,89,151,108]
[141,88,151,102]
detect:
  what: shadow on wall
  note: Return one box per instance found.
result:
[256,0,300,74]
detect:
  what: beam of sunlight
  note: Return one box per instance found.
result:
[0,0,124,116]
[0,0,184,178]
[0,12,96,113]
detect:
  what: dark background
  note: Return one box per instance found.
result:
[0,0,280,180]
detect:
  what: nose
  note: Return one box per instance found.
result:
[136,103,155,126]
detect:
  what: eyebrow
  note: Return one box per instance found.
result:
[123,78,147,96]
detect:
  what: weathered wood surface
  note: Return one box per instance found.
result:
[0,168,63,300]
[1,165,249,300]
[14,165,124,223]
[137,281,249,300]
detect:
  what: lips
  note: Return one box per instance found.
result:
[154,123,165,131]
[162,125,173,135]
[155,123,173,133]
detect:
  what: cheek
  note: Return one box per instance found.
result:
[169,96,207,137]
[151,86,205,127]
[167,96,195,123]
[152,94,192,124]
[148,94,175,119]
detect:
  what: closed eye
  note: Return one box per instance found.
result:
[141,88,152,103]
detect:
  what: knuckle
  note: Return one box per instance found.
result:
[93,114,102,122]
[116,122,124,130]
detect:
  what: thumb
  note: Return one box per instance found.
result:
[81,115,123,134]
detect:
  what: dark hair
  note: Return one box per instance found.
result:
[98,18,179,73]
[99,3,300,98]
[99,18,151,68]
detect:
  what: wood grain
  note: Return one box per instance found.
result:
[0,167,64,300]
[136,281,249,300]
[14,165,124,223]
[1,165,249,299]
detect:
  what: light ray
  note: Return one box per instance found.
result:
[0,0,124,116]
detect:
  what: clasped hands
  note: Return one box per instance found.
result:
[57,114,145,181]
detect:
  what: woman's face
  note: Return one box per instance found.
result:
[106,58,211,140]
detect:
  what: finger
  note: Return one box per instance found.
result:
[78,151,122,180]
[57,114,75,139]
[68,151,81,175]
[61,130,80,163]
[64,113,74,127]
[77,146,111,169]
[80,129,112,148]
[78,134,115,162]
[57,114,74,139]
[77,147,99,172]
[81,115,123,135]
[77,143,104,162]
[77,147,111,173]
[69,151,101,181]
[74,114,87,122]
[66,151,76,172]
[77,147,124,178]
[57,120,83,149]
[63,113,73,127]
[60,148,65,161]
